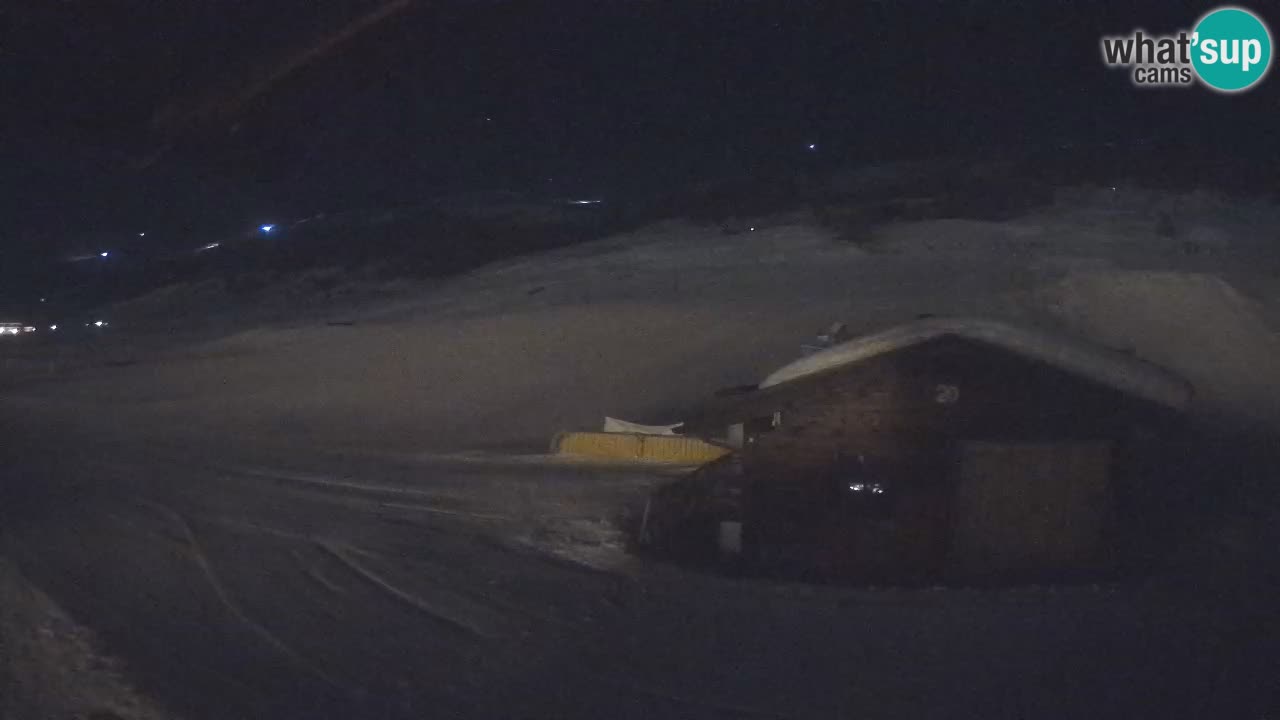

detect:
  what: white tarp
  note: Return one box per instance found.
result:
[602,417,681,435]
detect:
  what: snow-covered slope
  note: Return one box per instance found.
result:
[5,186,1278,451]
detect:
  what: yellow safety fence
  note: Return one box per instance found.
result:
[550,431,731,465]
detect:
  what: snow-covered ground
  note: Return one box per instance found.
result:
[2,183,1278,719]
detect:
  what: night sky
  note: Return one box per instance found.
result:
[1,0,1275,264]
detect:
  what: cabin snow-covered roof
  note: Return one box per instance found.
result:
[760,317,1193,410]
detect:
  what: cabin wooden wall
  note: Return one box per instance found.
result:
[673,336,1175,580]
[737,336,1160,478]
[949,441,1114,577]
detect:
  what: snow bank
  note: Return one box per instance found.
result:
[0,557,176,720]
[1040,270,1280,423]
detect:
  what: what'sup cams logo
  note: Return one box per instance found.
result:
[1102,6,1272,92]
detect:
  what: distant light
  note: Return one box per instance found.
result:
[260,224,276,234]
[568,199,602,206]
[93,320,105,327]
[100,251,109,258]
[39,298,46,303]
[49,324,57,331]
[807,143,818,151]
[138,232,146,237]
[198,242,221,252]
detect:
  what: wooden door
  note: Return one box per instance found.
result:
[949,441,1113,577]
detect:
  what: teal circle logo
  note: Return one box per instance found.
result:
[1192,7,1272,92]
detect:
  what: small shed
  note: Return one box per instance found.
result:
[646,317,1193,582]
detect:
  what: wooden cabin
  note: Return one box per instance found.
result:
[646,318,1192,582]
